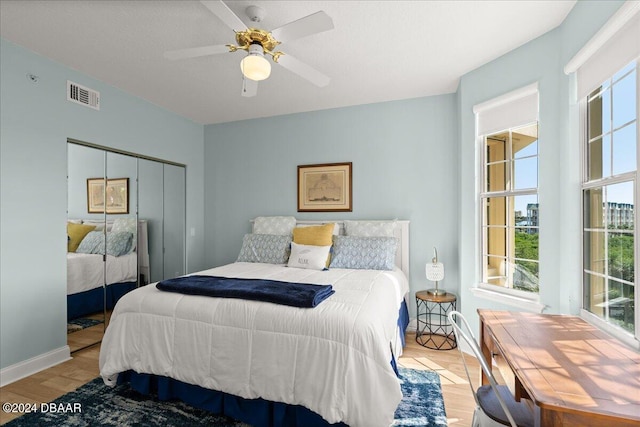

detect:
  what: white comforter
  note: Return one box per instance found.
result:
[100,262,409,427]
[67,252,137,295]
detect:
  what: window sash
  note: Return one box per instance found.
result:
[581,60,638,341]
[480,124,539,293]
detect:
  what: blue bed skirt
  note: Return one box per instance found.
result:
[67,281,136,321]
[116,300,410,427]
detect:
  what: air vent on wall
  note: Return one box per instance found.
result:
[67,80,100,110]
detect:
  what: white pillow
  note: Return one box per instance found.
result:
[344,220,396,237]
[287,242,331,270]
[112,217,137,234]
[253,216,297,236]
[81,219,106,231]
[112,218,137,252]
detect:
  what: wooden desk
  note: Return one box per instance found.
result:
[478,310,640,427]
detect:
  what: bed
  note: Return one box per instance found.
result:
[67,219,149,320]
[99,219,410,427]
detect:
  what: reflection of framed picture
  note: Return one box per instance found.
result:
[87,178,129,214]
[298,162,352,212]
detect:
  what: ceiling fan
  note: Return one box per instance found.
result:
[164,0,334,97]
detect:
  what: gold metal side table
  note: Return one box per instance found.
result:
[415,291,457,350]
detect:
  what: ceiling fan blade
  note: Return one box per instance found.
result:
[200,0,247,32]
[278,55,330,87]
[241,77,258,98]
[164,44,229,60]
[271,11,333,43]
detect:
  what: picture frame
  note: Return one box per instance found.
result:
[297,162,352,212]
[87,177,129,214]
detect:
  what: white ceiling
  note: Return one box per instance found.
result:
[0,0,576,125]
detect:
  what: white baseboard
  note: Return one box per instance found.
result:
[0,346,71,387]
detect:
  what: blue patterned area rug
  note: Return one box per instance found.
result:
[394,367,448,426]
[5,367,447,427]
[67,317,102,334]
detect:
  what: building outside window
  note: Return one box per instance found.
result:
[582,60,637,335]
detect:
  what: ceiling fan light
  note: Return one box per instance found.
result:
[241,48,271,81]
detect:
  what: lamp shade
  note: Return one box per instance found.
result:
[426,262,444,282]
[426,247,445,295]
[241,45,271,81]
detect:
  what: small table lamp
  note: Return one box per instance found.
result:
[426,247,445,296]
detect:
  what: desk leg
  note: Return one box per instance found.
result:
[479,317,491,386]
[515,376,528,401]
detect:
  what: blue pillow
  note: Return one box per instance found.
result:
[76,231,105,254]
[76,231,133,257]
[237,234,292,264]
[329,235,398,270]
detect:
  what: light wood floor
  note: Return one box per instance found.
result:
[399,334,480,426]
[67,311,109,353]
[0,332,480,426]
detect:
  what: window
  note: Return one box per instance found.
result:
[481,123,539,294]
[474,83,540,297]
[582,60,637,335]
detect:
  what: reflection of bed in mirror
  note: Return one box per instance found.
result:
[67,219,149,321]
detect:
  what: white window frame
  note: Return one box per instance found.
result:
[472,84,543,310]
[579,60,639,348]
[565,1,640,347]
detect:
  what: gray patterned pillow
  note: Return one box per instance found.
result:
[253,216,297,235]
[76,231,133,257]
[237,234,292,264]
[329,235,398,270]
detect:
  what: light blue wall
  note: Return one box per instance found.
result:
[204,96,459,316]
[0,0,626,373]
[0,38,206,369]
[456,1,625,331]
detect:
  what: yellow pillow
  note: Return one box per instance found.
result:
[293,223,335,267]
[67,223,96,252]
[292,223,335,246]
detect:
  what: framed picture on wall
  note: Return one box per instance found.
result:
[297,162,352,212]
[87,177,129,214]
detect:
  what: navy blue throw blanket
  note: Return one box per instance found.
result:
[156,275,334,308]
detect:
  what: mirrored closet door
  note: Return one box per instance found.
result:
[162,164,186,280]
[138,159,186,283]
[66,140,186,353]
[67,143,111,352]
